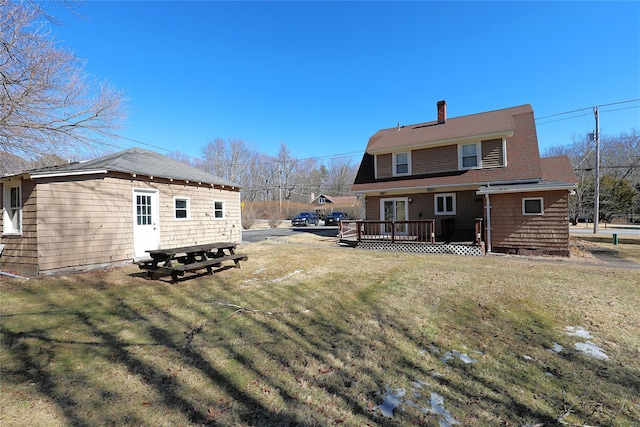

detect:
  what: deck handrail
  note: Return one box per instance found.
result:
[340,220,436,243]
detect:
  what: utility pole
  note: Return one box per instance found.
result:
[593,106,600,234]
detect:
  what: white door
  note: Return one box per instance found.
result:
[380,198,408,234]
[133,189,160,258]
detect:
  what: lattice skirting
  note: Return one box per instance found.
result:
[357,241,485,256]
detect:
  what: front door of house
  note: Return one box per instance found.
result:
[133,189,160,258]
[381,198,408,234]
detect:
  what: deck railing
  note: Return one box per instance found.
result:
[340,220,436,243]
[340,218,484,246]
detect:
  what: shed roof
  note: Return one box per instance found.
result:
[22,148,241,188]
[366,104,533,154]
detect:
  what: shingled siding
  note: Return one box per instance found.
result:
[489,190,570,256]
[0,180,39,275]
[2,174,241,275]
[156,178,241,248]
[375,141,503,179]
[34,175,136,273]
[412,145,457,174]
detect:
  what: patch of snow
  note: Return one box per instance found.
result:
[441,350,477,364]
[271,270,302,283]
[565,326,593,339]
[373,386,461,426]
[374,386,406,418]
[522,355,533,360]
[565,327,608,361]
[412,380,428,389]
[547,342,563,353]
[253,268,267,274]
[575,341,609,360]
[428,392,461,426]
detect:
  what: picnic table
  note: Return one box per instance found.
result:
[136,242,248,283]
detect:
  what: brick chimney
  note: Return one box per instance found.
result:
[437,100,446,124]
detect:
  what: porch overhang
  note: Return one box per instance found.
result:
[476,181,576,195]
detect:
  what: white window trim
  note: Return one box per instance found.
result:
[174,196,190,220]
[2,183,22,235]
[393,152,411,176]
[458,142,481,170]
[502,138,508,167]
[213,200,225,219]
[522,197,544,216]
[434,193,456,215]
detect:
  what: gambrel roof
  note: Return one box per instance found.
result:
[352,104,573,193]
[17,148,241,188]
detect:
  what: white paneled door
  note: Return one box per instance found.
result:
[133,189,160,258]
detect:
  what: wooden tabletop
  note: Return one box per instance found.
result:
[147,242,238,257]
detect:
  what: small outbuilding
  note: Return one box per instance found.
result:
[1,148,242,275]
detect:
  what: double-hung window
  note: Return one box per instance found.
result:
[174,197,190,220]
[2,184,22,235]
[459,143,480,169]
[393,152,410,176]
[434,193,456,215]
[523,197,543,215]
[213,201,225,219]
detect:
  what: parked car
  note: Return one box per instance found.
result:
[291,211,319,226]
[325,211,349,226]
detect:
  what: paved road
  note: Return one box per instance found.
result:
[242,226,339,243]
[569,224,640,237]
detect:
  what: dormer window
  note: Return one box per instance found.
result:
[393,152,411,176]
[459,143,480,170]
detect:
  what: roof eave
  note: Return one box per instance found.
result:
[30,169,108,179]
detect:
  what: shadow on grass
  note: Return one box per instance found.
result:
[2,266,639,426]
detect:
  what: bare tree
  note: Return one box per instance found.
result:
[0,1,127,161]
[326,157,358,196]
[196,138,259,185]
[545,129,640,223]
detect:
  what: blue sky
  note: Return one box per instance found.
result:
[53,1,639,163]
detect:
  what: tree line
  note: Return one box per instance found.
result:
[168,138,359,203]
[545,130,640,223]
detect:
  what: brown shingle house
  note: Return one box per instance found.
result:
[1,148,242,275]
[351,101,578,256]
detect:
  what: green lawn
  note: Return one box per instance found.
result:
[2,234,639,426]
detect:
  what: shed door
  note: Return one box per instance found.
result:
[133,189,160,258]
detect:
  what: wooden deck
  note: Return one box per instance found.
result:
[339,220,485,256]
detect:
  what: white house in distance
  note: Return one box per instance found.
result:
[1,148,242,276]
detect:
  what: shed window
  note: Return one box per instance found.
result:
[435,193,456,215]
[523,197,543,215]
[214,201,225,219]
[2,184,22,235]
[174,197,190,220]
[394,152,410,176]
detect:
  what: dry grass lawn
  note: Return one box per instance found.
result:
[1,233,639,426]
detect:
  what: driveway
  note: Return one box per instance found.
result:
[242,225,339,243]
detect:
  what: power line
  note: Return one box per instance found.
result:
[535,98,640,121]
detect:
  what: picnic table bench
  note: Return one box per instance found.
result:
[135,242,247,283]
